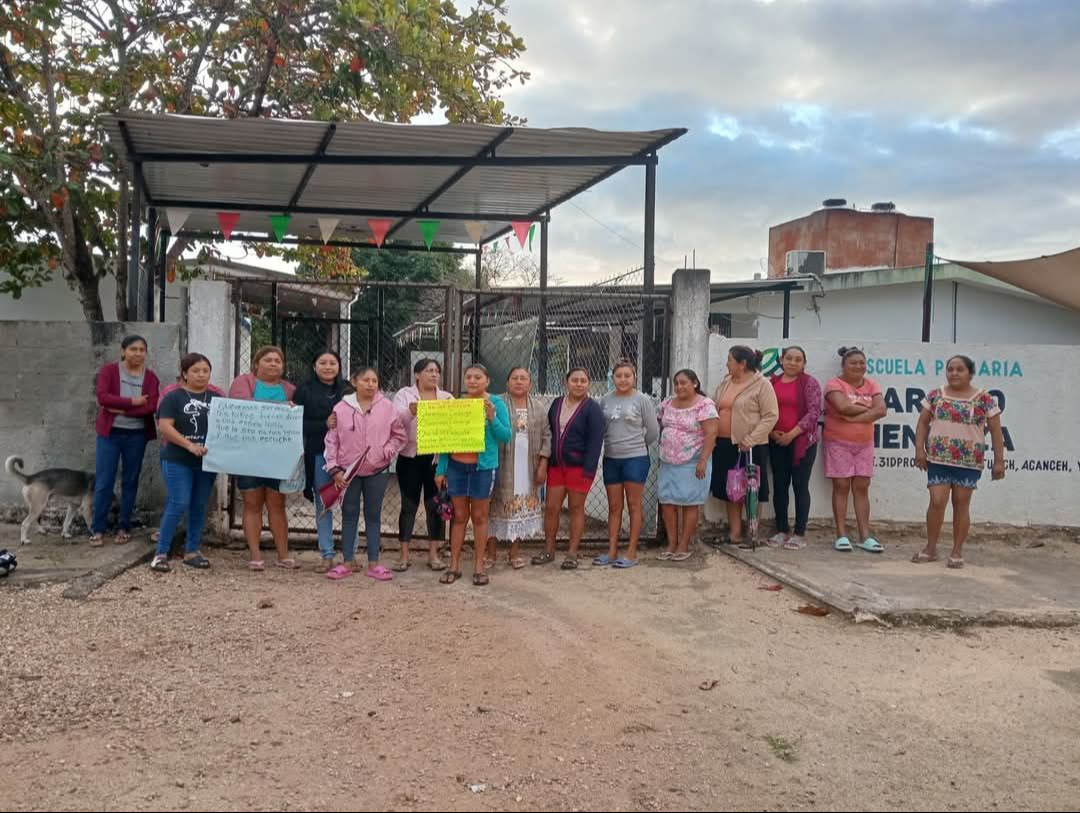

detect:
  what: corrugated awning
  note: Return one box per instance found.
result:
[102,112,686,248]
[947,247,1080,311]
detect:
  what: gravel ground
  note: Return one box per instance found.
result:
[2,545,1079,812]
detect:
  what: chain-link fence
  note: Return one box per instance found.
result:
[458,285,671,541]
[230,278,452,540]
[226,276,672,544]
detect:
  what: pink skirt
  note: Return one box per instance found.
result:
[824,438,875,479]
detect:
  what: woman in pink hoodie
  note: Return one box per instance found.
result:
[323,366,407,581]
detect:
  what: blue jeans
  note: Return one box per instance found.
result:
[339,471,389,564]
[313,454,335,559]
[93,429,147,533]
[445,458,496,500]
[155,459,218,556]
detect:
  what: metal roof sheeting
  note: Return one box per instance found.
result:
[103,112,685,246]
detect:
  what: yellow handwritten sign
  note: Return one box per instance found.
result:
[416,398,486,455]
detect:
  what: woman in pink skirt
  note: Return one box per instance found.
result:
[823,347,887,554]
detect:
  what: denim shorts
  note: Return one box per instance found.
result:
[602,455,651,485]
[927,462,982,490]
[234,475,281,492]
[445,458,496,500]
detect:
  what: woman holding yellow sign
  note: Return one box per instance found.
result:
[434,364,512,586]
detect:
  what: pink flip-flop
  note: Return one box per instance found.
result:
[366,564,393,582]
[326,564,352,580]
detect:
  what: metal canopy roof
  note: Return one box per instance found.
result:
[102,112,686,249]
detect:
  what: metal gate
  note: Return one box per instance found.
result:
[457,284,671,542]
[226,276,671,543]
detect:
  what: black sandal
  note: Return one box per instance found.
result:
[440,570,461,585]
[531,552,554,566]
[473,572,489,586]
[150,555,171,573]
[182,554,211,569]
[560,557,578,570]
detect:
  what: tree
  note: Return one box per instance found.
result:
[1,0,529,319]
[481,246,563,287]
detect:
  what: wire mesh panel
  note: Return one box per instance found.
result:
[458,285,671,542]
[227,278,671,544]
[229,279,452,540]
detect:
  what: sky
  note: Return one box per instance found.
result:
[225,0,1080,284]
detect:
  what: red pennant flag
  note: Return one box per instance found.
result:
[216,212,240,240]
[511,221,532,248]
[368,218,391,248]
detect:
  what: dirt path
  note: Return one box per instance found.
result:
[2,547,1078,811]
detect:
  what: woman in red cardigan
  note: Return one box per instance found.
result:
[92,335,160,545]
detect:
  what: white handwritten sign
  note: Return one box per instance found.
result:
[202,398,304,479]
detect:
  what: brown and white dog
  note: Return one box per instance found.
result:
[5,456,95,545]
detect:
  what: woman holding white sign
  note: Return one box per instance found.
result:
[823,347,887,554]
[228,345,298,571]
[391,358,453,572]
[913,355,1006,568]
[323,366,407,581]
[434,364,512,586]
[150,353,219,573]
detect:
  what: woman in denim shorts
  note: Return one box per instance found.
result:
[913,355,1006,569]
[434,364,511,586]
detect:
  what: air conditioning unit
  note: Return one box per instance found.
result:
[785,250,825,277]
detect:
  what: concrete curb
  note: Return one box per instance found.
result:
[714,544,1080,629]
[61,546,154,600]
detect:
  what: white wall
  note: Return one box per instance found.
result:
[744,281,1080,346]
[706,335,1080,528]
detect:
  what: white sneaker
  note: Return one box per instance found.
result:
[767,532,786,548]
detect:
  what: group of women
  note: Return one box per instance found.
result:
[90,336,1006,581]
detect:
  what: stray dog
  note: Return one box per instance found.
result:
[5,456,95,545]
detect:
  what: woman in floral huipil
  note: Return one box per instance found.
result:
[913,355,1006,569]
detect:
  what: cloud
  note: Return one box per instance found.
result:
[495,0,1080,282]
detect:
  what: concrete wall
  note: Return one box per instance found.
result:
[768,208,934,278]
[0,271,186,323]
[0,321,182,514]
[745,281,1080,346]
[706,335,1080,527]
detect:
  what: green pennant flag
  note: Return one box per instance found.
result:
[270,213,291,242]
[417,219,440,250]
[528,223,536,252]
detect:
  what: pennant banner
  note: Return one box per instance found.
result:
[269,213,291,242]
[216,211,241,240]
[368,218,392,248]
[464,220,486,244]
[165,207,191,235]
[318,218,339,244]
[528,223,536,252]
[511,220,532,249]
[417,219,440,250]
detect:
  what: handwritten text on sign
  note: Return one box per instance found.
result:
[416,398,486,455]
[202,398,304,479]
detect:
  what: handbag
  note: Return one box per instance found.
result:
[726,451,751,504]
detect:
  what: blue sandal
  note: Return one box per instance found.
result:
[592,554,613,567]
[833,537,853,552]
[859,538,884,554]
[612,557,639,568]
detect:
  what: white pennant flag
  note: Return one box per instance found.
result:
[318,217,339,244]
[463,220,486,244]
[165,207,191,234]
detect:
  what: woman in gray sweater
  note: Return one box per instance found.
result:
[597,361,660,567]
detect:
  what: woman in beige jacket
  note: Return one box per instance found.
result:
[710,346,779,544]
